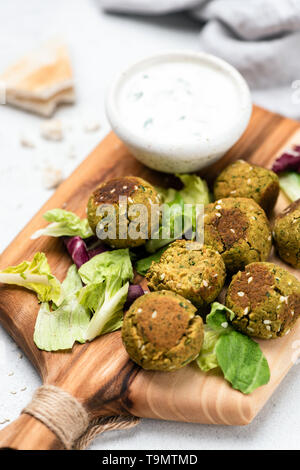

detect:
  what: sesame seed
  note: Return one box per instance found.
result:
[123,185,127,189]
[230,228,235,233]
[221,322,228,328]
[176,283,182,288]
[160,273,165,280]
[285,329,291,335]
[213,273,218,277]
[217,200,223,204]
[247,327,254,332]
[264,320,271,324]
[134,185,138,190]
[8,372,14,377]
[248,277,253,284]
[247,179,251,184]
[230,190,237,194]
[110,188,116,193]
[293,219,297,223]
[291,310,295,316]
[268,235,271,241]
[128,197,133,204]
[20,387,27,392]
[137,308,143,313]
[203,280,208,287]
[238,291,245,297]
[216,212,221,218]
[215,205,222,210]
[266,325,271,331]
[244,307,249,314]
[251,216,256,220]
[152,311,157,319]
[280,296,287,303]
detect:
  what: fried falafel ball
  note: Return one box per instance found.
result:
[122,290,204,371]
[273,199,300,268]
[204,197,272,273]
[87,176,159,248]
[226,262,300,339]
[146,240,226,308]
[214,160,279,213]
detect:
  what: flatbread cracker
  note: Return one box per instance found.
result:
[0,38,75,115]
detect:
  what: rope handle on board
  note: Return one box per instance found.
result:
[22,385,140,450]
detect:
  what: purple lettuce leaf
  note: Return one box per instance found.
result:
[272,146,300,174]
[124,284,145,310]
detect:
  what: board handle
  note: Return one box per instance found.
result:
[0,414,64,450]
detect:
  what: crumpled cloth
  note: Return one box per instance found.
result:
[100,0,300,119]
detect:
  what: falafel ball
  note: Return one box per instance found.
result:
[87,176,159,248]
[122,290,204,371]
[226,262,300,339]
[146,240,226,308]
[214,160,279,213]
[273,199,300,268]
[204,197,272,273]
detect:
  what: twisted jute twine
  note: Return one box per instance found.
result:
[22,385,140,450]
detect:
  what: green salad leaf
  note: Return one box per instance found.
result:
[61,264,83,298]
[157,174,211,206]
[84,281,129,341]
[135,246,168,276]
[79,250,133,340]
[196,328,220,372]
[0,252,61,304]
[216,331,270,395]
[34,298,90,351]
[78,249,133,285]
[196,302,270,394]
[146,174,210,253]
[31,209,93,239]
[34,264,90,351]
[279,172,300,202]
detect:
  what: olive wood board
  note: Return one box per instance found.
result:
[0,105,300,450]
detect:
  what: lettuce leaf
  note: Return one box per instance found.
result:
[196,327,220,372]
[31,209,93,239]
[196,302,270,394]
[79,249,133,340]
[216,331,270,395]
[84,281,129,341]
[279,172,300,202]
[34,298,90,351]
[157,174,211,206]
[61,264,83,298]
[146,174,210,253]
[0,252,61,304]
[78,249,133,285]
[34,264,89,351]
[135,246,168,276]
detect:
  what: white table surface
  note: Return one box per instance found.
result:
[0,0,299,451]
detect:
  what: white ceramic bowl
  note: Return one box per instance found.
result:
[106,51,252,174]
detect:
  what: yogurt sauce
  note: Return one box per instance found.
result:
[116,58,242,147]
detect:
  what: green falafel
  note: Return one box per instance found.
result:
[146,240,226,308]
[273,199,300,268]
[226,262,300,339]
[122,290,204,371]
[204,197,272,273]
[87,176,159,248]
[214,160,279,213]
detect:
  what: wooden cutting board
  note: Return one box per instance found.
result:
[1,105,300,450]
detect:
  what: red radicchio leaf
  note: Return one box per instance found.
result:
[271,145,300,174]
[64,236,89,268]
[124,284,145,310]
